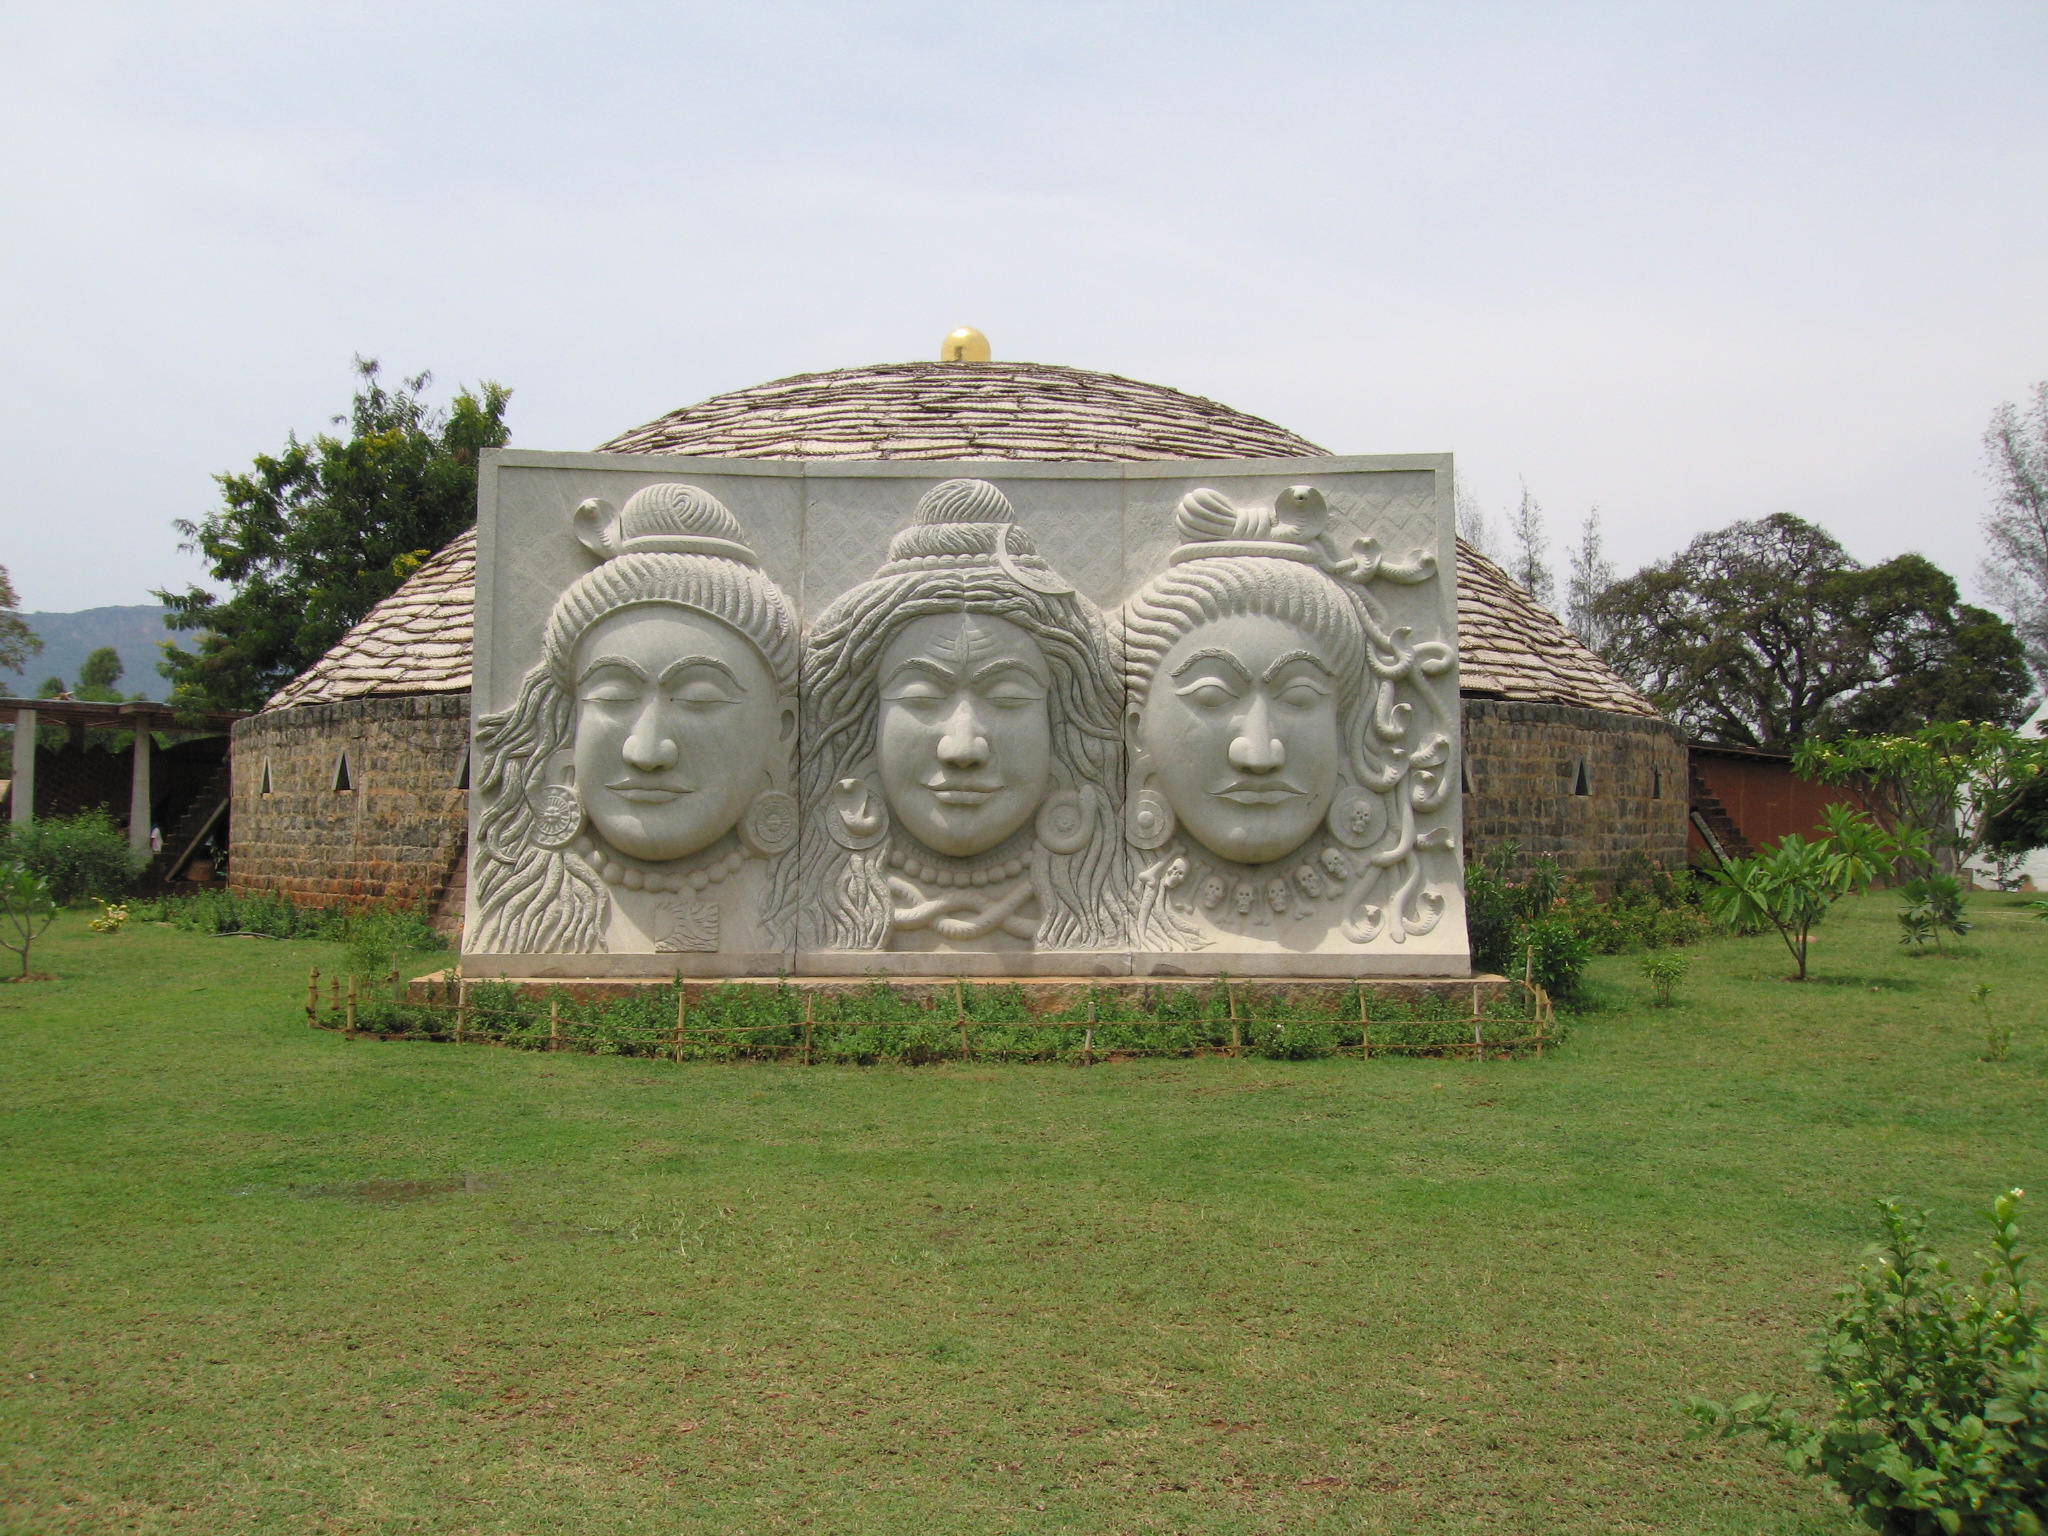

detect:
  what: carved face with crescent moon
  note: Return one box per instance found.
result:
[1137,611,1343,866]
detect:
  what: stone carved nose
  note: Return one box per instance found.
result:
[1227,694,1285,774]
[937,697,990,768]
[623,701,680,772]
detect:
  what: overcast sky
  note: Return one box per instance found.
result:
[2,1,2043,617]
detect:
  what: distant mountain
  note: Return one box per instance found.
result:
[1,606,176,701]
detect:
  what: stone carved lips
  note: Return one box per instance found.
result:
[1141,613,1343,867]
[877,612,1053,858]
[571,606,784,863]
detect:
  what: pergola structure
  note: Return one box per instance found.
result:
[1,699,248,854]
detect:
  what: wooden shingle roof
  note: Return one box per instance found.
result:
[267,360,1660,720]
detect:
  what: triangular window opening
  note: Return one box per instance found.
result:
[259,759,273,796]
[455,749,471,791]
[1572,758,1592,797]
[333,751,354,793]
[1651,766,1663,800]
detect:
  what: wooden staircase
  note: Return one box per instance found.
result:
[145,760,231,889]
[1687,768,1753,864]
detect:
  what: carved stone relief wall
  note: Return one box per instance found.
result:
[466,450,1466,978]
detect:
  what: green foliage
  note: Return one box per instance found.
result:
[0,810,144,906]
[361,976,1548,1064]
[1465,843,1707,1000]
[158,359,511,710]
[0,562,39,675]
[1701,809,1907,981]
[131,889,444,952]
[1691,1189,2048,1535]
[1594,512,2033,750]
[1640,949,1691,1007]
[1798,722,2048,876]
[0,861,60,976]
[1901,875,1975,953]
[1984,772,2048,862]
[1973,984,2014,1064]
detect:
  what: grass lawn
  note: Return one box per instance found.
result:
[2,894,2044,1535]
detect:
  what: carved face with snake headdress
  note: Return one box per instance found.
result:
[1118,485,1457,951]
[469,484,799,956]
[797,479,1125,954]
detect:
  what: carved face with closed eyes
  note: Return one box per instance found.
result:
[1137,612,1342,866]
[569,603,791,862]
[875,611,1054,858]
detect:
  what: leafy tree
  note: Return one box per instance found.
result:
[76,647,122,696]
[1984,769,2048,860]
[0,864,60,978]
[1796,721,2048,875]
[1508,482,1555,606]
[1982,380,2048,685]
[158,359,511,711]
[1698,805,1908,981]
[1594,513,2033,750]
[0,564,40,676]
[1454,484,1501,561]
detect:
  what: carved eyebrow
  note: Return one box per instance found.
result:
[577,655,648,685]
[1168,647,1254,684]
[658,655,742,690]
[881,658,963,686]
[1263,650,1336,684]
[970,658,1048,688]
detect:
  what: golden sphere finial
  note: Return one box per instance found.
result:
[940,326,991,363]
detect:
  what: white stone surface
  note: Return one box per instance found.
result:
[466,451,1467,977]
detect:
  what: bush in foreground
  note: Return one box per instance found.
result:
[1692,1189,2047,1534]
[1,811,144,906]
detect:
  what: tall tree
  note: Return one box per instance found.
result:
[1508,482,1554,607]
[76,647,123,697]
[1564,508,1617,651]
[0,565,40,677]
[1593,513,2033,751]
[1455,484,1501,561]
[159,359,511,711]
[1981,380,2048,684]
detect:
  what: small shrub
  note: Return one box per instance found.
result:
[1,811,143,906]
[1520,916,1591,999]
[1691,1188,2047,1535]
[1639,950,1690,1007]
[0,863,61,977]
[1464,860,1518,975]
[1974,983,2014,1064]
[1900,874,1973,952]
[87,901,129,934]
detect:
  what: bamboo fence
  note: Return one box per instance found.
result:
[301,966,1559,1065]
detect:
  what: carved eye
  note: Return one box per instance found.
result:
[671,680,741,707]
[885,680,949,707]
[581,681,642,705]
[982,681,1043,710]
[1277,680,1329,708]
[1176,680,1237,709]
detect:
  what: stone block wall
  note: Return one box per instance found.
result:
[1459,698,1690,882]
[230,694,470,911]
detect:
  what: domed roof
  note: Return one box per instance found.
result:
[264,358,1660,720]
[598,361,1325,463]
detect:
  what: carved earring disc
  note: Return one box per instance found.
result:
[1035,788,1095,855]
[1125,785,1175,850]
[528,784,583,849]
[740,789,798,857]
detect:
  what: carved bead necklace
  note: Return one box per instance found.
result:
[884,827,1034,890]
[575,832,749,894]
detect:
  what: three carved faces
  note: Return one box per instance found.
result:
[472,476,1454,957]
